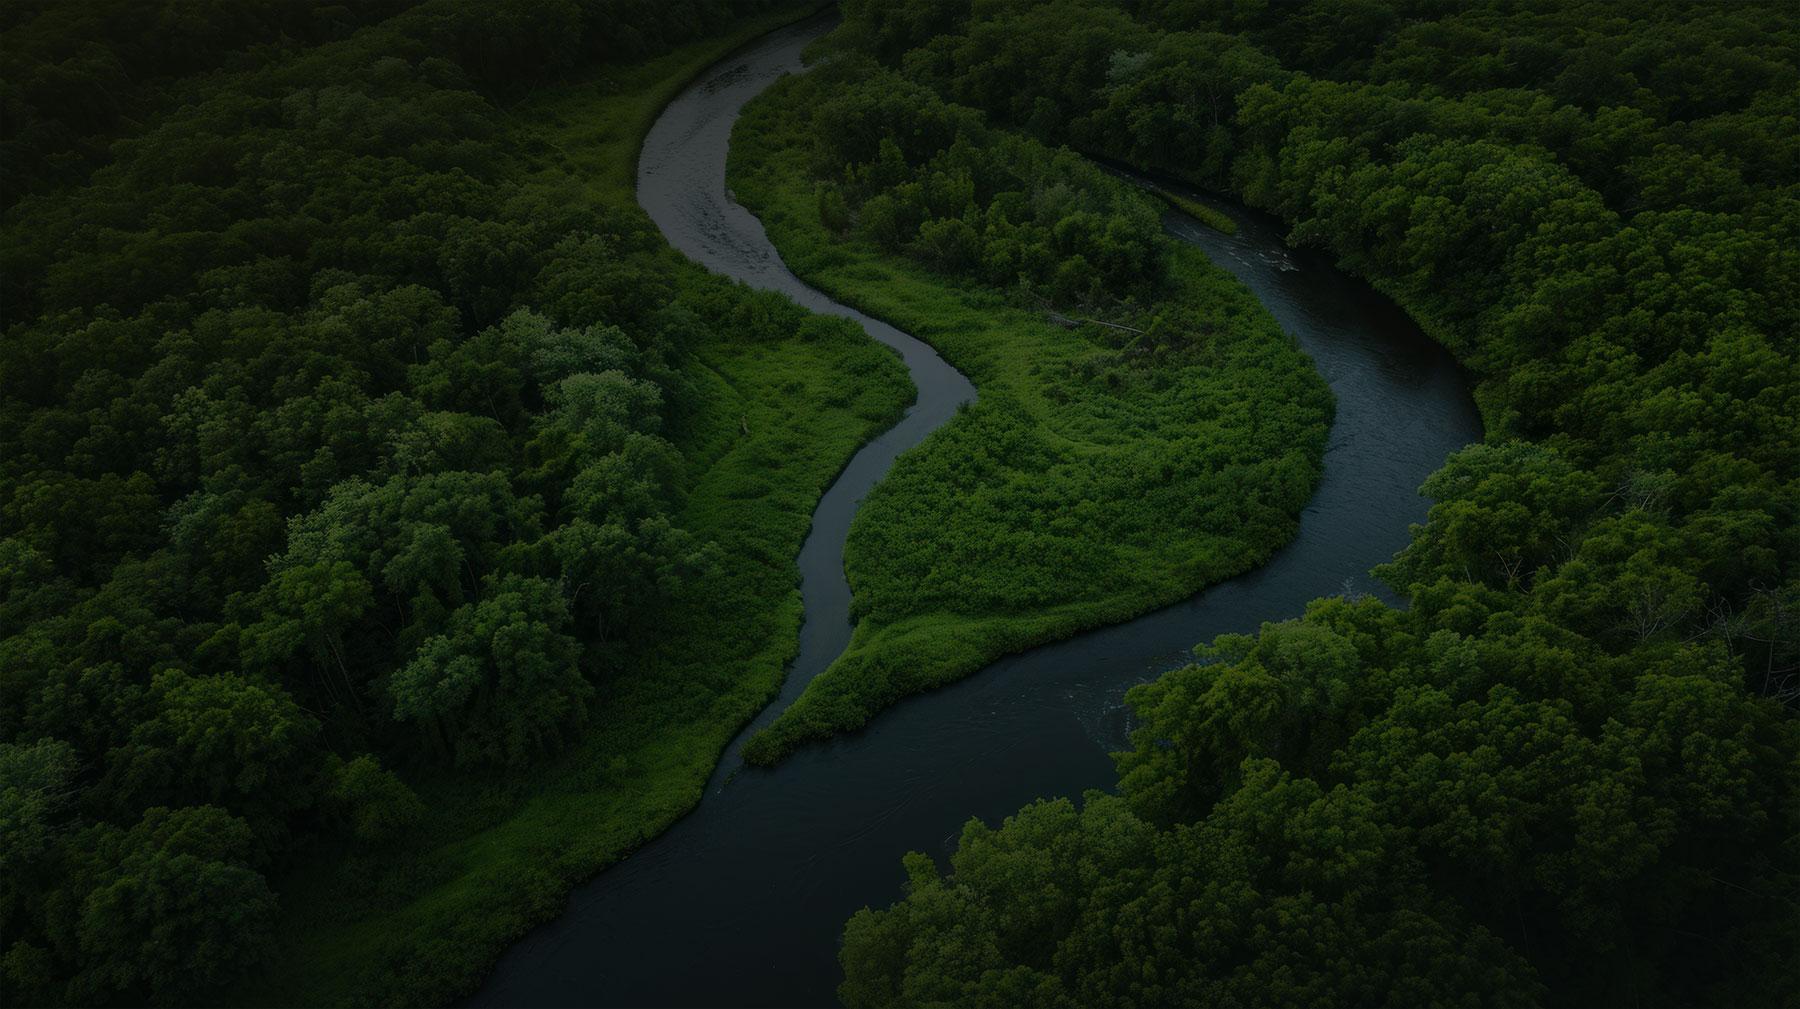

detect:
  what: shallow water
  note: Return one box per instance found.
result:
[470,16,1479,1008]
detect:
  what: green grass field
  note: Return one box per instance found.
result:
[237,9,915,1005]
[729,70,1333,763]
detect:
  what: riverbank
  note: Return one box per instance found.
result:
[235,8,915,1005]
[1149,187,1239,235]
[727,62,1333,763]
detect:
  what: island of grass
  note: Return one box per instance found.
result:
[730,58,1333,763]
[1150,187,1240,235]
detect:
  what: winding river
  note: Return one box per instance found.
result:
[471,15,1479,1008]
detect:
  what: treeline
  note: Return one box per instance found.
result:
[830,1,1800,1005]
[809,68,1164,303]
[0,2,797,1004]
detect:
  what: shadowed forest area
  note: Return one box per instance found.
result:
[2,3,922,1005]
[2,0,1796,1007]
[809,2,1800,1007]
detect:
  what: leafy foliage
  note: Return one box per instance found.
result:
[806,65,1165,302]
[847,598,1799,1007]
[729,61,1331,761]
[831,1,1800,1005]
[0,4,920,1005]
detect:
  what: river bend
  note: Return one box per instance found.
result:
[471,15,1479,1008]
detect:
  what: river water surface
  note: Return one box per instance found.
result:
[471,15,1479,1008]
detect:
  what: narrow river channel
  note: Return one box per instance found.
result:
[470,14,1480,1008]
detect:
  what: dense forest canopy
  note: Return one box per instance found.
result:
[0,2,920,1004]
[4,0,1797,1006]
[828,1,1800,1006]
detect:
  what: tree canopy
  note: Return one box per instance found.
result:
[0,2,866,1003]
[830,1,1800,1005]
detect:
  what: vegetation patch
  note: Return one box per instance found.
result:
[1149,187,1238,235]
[825,2,1800,1006]
[729,60,1332,762]
[0,4,915,1006]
